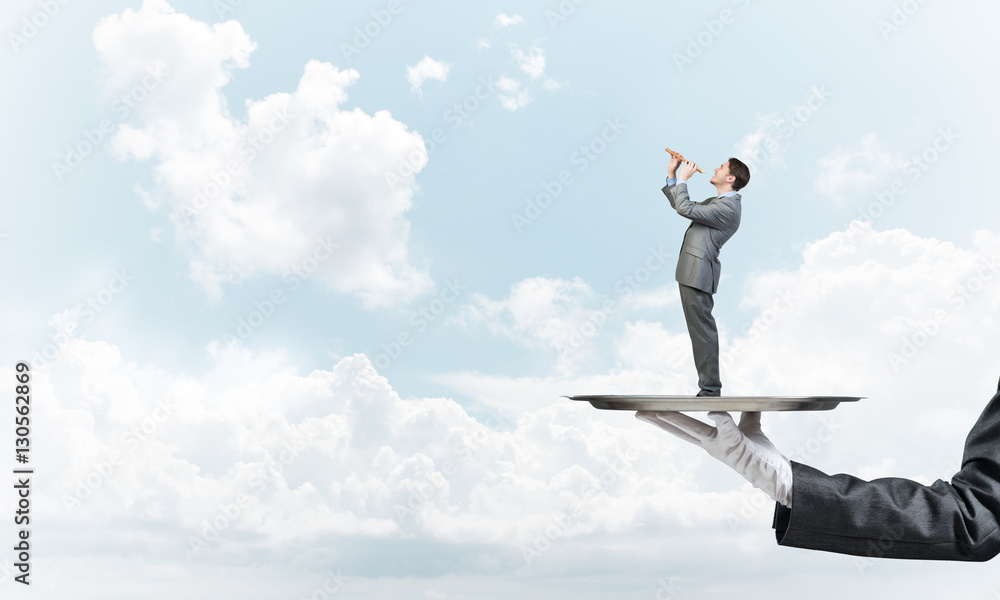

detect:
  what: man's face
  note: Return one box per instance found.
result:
[710,161,734,188]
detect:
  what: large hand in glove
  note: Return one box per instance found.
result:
[636,411,793,508]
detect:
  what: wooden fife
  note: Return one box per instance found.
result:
[664,147,706,173]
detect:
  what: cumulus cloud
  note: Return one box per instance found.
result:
[476,14,524,52]
[406,56,450,96]
[511,44,561,91]
[496,76,532,111]
[452,277,611,375]
[489,44,563,111]
[512,45,546,79]
[816,134,908,204]
[95,0,431,306]
[494,13,525,29]
[452,276,682,378]
[734,86,832,178]
[28,223,1000,592]
[439,224,1000,485]
[733,112,790,175]
[31,335,744,583]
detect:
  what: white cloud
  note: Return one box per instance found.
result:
[512,45,546,79]
[406,56,451,96]
[618,284,679,312]
[31,334,739,580]
[438,224,1000,488]
[856,457,899,481]
[95,0,431,307]
[711,224,1000,406]
[494,13,525,29]
[733,112,788,174]
[506,45,562,97]
[28,223,1000,590]
[471,40,561,109]
[453,278,682,378]
[496,76,532,111]
[815,134,908,204]
[915,407,978,438]
[453,277,607,374]
[734,86,833,179]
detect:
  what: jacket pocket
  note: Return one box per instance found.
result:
[681,246,706,259]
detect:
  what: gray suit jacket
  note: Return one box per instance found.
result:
[773,377,1000,561]
[662,182,741,294]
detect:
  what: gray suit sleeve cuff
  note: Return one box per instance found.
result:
[772,460,1000,561]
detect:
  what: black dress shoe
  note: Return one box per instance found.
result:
[696,390,720,397]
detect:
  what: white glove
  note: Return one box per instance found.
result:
[636,411,793,508]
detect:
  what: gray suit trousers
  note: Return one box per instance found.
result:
[678,283,721,395]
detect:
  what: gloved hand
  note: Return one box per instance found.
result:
[636,411,793,507]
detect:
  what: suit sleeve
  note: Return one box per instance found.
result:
[773,380,1000,561]
[661,183,736,229]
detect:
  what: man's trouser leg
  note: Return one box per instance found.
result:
[678,283,722,395]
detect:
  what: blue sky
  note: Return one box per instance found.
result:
[2,0,1000,597]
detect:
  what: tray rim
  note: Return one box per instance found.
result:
[565,395,865,412]
[566,395,865,401]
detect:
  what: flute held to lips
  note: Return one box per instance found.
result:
[664,147,706,173]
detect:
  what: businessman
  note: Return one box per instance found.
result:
[636,374,1000,561]
[663,156,750,396]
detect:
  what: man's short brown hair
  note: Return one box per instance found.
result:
[727,158,750,191]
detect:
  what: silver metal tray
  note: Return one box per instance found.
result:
[566,395,863,412]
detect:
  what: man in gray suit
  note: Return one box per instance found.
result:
[637,375,1000,561]
[663,156,750,396]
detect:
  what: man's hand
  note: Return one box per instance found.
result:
[667,155,682,178]
[636,411,793,507]
[678,161,700,181]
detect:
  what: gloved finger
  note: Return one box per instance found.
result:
[707,411,743,446]
[636,412,703,445]
[738,411,763,435]
[736,411,782,454]
[653,411,716,441]
[707,411,737,427]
